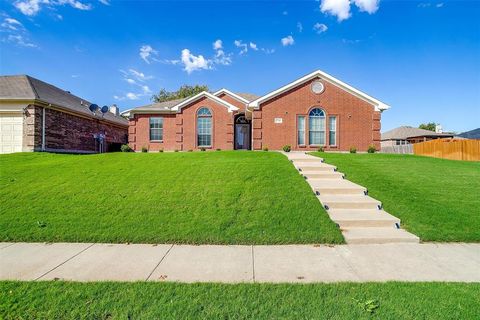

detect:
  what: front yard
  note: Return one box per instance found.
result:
[0,152,342,244]
[313,153,480,242]
[1,281,478,319]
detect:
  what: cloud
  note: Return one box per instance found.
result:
[418,2,444,8]
[436,3,444,7]
[213,39,222,50]
[98,0,109,5]
[120,68,153,82]
[139,44,158,64]
[313,23,328,34]
[249,42,258,51]
[1,16,37,48]
[261,48,275,54]
[282,10,288,15]
[125,92,139,100]
[1,18,23,31]
[297,22,303,33]
[234,40,248,55]
[14,0,92,16]
[6,34,37,47]
[180,49,212,74]
[115,69,154,101]
[281,35,294,46]
[353,0,379,14]
[320,0,380,21]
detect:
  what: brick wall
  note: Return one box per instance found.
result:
[253,78,381,151]
[27,105,128,153]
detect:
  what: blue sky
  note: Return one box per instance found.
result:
[1,0,479,133]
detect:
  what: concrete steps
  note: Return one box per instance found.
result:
[283,151,419,245]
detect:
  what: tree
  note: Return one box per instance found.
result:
[419,122,437,132]
[152,84,209,103]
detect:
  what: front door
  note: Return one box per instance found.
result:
[234,115,251,150]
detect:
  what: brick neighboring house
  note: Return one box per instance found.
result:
[0,75,128,154]
[126,70,390,152]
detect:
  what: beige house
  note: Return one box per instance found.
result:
[381,126,454,148]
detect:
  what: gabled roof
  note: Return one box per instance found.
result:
[381,126,454,141]
[213,88,260,104]
[458,128,480,140]
[0,75,128,127]
[172,91,239,112]
[248,69,390,112]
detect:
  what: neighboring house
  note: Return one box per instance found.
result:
[457,128,480,140]
[0,75,128,154]
[126,70,389,152]
[381,126,454,148]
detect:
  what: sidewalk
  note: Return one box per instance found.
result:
[1,242,479,283]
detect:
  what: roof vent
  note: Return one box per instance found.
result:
[109,104,119,116]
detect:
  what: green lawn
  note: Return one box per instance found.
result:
[1,281,478,319]
[312,153,480,242]
[0,151,342,244]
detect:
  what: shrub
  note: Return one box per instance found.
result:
[263,146,269,151]
[159,148,164,153]
[174,149,179,152]
[141,146,148,153]
[367,145,376,153]
[216,148,221,151]
[282,145,291,152]
[120,144,132,152]
[200,147,206,152]
[317,146,325,152]
[188,149,193,152]
[349,147,357,154]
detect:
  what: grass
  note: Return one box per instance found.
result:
[0,281,478,319]
[312,152,480,242]
[0,151,343,244]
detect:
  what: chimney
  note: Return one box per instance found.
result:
[109,104,119,116]
[435,125,443,133]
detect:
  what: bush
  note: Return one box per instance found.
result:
[263,146,269,151]
[159,148,164,153]
[120,144,132,152]
[200,147,206,152]
[349,147,357,154]
[188,149,193,152]
[216,148,221,151]
[367,145,377,153]
[282,145,291,152]
[317,146,325,152]
[174,149,179,152]
[141,146,148,153]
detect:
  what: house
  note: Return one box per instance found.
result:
[457,128,480,140]
[381,126,454,148]
[126,70,390,152]
[0,75,128,154]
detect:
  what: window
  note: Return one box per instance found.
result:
[197,107,212,147]
[329,116,337,146]
[308,108,326,145]
[149,117,163,141]
[298,116,305,145]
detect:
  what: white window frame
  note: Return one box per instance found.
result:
[149,117,163,142]
[297,115,306,146]
[308,108,326,146]
[197,107,212,148]
[329,116,337,146]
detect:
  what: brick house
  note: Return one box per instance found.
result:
[126,70,390,152]
[0,75,128,154]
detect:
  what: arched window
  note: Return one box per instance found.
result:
[197,107,212,147]
[309,108,326,145]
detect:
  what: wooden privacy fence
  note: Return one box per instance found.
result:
[413,138,480,161]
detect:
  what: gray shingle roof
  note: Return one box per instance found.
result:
[381,126,454,140]
[236,92,260,102]
[458,128,480,139]
[0,75,128,127]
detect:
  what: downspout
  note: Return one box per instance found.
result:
[41,107,46,151]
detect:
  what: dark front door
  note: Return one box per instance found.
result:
[234,115,251,150]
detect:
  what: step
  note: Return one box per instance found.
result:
[290,158,324,163]
[310,180,366,195]
[342,227,420,244]
[296,164,336,172]
[318,195,382,210]
[328,209,400,228]
[302,171,344,180]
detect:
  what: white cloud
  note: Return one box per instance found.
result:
[249,42,258,51]
[139,44,158,64]
[234,40,248,55]
[141,85,151,94]
[353,0,379,14]
[297,22,303,33]
[320,0,351,21]
[436,3,444,7]
[180,48,212,74]
[126,92,139,100]
[214,49,232,66]
[313,23,328,34]
[282,10,288,15]
[125,78,136,84]
[14,0,92,16]
[261,48,275,54]
[1,18,23,31]
[281,35,294,46]
[213,39,222,50]
[120,68,153,82]
[98,0,109,5]
[6,34,37,47]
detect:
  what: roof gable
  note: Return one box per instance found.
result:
[213,89,249,104]
[171,91,239,113]
[248,70,390,112]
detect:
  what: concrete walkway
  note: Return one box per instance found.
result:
[1,242,479,283]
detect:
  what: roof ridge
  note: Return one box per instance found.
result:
[24,75,39,99]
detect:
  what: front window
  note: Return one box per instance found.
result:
[298,116,305,145]
[197,107,212,147]
[309,108,326,145]
[149,117,163,141]
[329,116,337,146]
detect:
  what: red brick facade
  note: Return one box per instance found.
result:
[128,73,384,152]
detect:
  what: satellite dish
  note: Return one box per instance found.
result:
[101,106,109,114]
[89,104,99,113]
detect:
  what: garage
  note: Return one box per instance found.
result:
[0,113,23,154]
